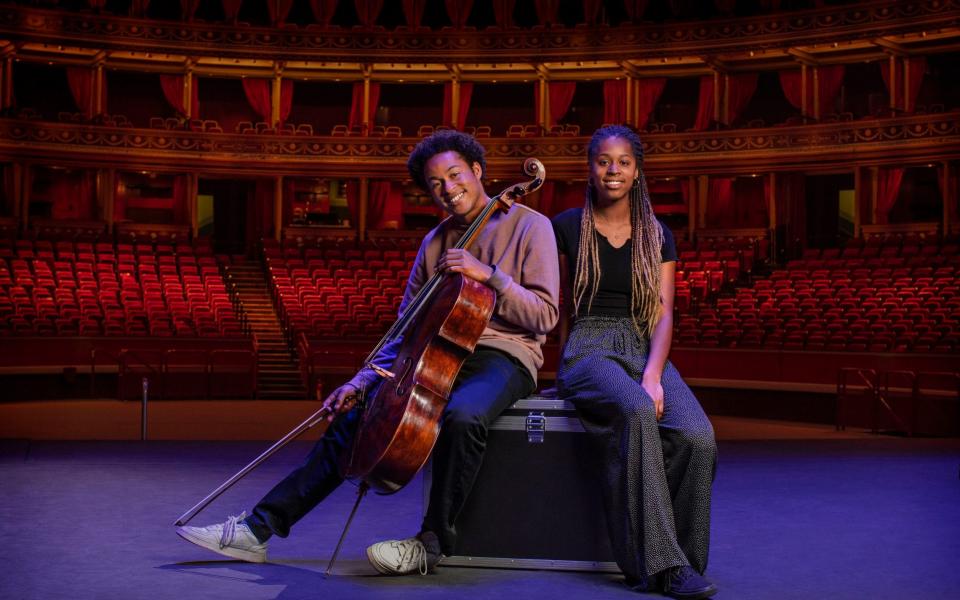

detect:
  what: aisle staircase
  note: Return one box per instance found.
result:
[227,262,306,399]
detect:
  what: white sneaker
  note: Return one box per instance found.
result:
[176,512,267,563]
[366,536,431,575]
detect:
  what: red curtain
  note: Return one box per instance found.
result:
[779,66,844,118]
[624,0,649,20]
[735,177,767,227]
[535,82,576,128]
[445,0,473,27]
[402,0,426,27]
[539,181,584,217]
[114,175,126,222]
[442,82,473,128]
[344,180,360,227]
[905,57,928,112]
[180,0,201,21]
[714,0,735,11]
[369,181,404,229]
[533,0,559,25]
[66,67,94,119]
[267,0,296,25]
[778,70,803,112]
[583,0,603,24]
[86,0,106,10]
[241,79,294,124]
[159,75,199,118]
[242,79,271,122]
[172,175,189,224]
[776,173,806,257]
[705,177,735,227]
[603,80,627,125]
[49,171,95,220]
[250,180,275,242]
[692,75,715,131]
[881,57,927,113]
[816,65,844,117]
[355,0,384,26]
[492,0,515,26]
[876,168,904,225]
[221,0,242,22]
[129,0,150,17]
[636,78,666,130]
[348,82,381,131]
[278,80,293,124]
[723,73,758,126]
[309,0,339,25]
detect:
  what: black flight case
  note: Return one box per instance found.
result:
[423,391,620,572]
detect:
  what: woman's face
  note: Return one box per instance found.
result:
[589,136,639,206]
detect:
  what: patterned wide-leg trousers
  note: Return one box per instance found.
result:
[558,316,717,579]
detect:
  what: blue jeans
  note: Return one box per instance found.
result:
[245,347,534,554]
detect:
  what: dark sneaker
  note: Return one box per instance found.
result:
[624,573,658,593]
[661,565,718,599]
[418,530,443,571]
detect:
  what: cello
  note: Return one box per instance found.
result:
[176,157,545,569]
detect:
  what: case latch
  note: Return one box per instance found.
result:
[525,411,546,444]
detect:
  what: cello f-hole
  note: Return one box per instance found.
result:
[394,357,414,397]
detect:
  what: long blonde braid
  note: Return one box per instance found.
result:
[572,127,664,339]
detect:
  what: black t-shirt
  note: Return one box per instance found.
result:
[552,207,677,318]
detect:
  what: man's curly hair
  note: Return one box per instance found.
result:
[407,129,487,191]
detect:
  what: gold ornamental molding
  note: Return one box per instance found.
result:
[0,1,959,75]
[2,112,958,179]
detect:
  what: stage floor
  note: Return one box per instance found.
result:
[2,431,958,600]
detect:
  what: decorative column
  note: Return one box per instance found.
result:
[19,164,30,233]
[450,78,461,130]
[800,63,809,118]
[854,166,866,238]
[687,175,698,242]
[273,176,283,242]
[10,162,22,219]
[1,53,13,112]
[767,172,778,261]
[712,70,721,125]
[93,51,106,117]
[184,61,195,120]
[358,177,369,242]
[101,168,115,225]
[868,166,879,225]
[361,65,372,134]
[887,54,899,112]
[188,172,198,237]
[271,62,283,127]
[943,161,957,235]
[812,66,820,120]
[537,76,548,131]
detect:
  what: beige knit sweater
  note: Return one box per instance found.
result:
[349,201,560,391]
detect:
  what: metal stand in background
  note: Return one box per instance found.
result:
[141,377,148,441]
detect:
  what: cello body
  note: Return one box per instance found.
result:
[342,272,496,493]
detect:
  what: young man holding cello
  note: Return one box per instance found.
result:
[176,130,560,575]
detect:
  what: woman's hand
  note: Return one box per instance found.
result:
[437,249,493,283]
[641,373,664,421]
